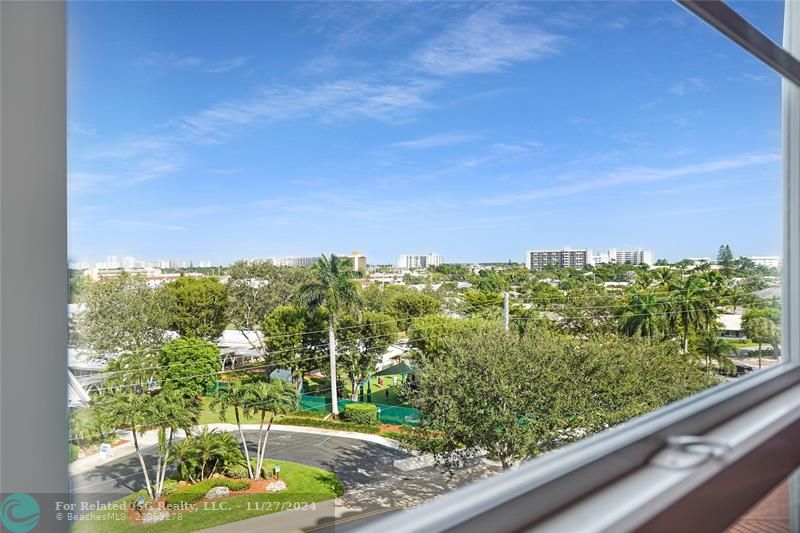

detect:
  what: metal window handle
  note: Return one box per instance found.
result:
[650,436,733,470]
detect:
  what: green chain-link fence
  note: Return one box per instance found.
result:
[204,383,421,426]
[299,394,420,426]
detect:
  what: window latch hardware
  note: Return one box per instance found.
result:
[650,435,732,470]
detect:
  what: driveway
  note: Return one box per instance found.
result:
[70,429,409,511]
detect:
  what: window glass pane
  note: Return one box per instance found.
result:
[66,1,785,529]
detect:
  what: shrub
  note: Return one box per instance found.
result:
[343,403,378,425]
[279,416,380,434]
[225,464,249,479]
[161,479,179,496]
[164,478,251,507]
[172,428,243,482]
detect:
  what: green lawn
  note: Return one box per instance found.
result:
[729,340,759,349]
[72,460,343,533]
[196,397,263,425]
[196,398,327,426]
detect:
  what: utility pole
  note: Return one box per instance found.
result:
[503,291,510,333]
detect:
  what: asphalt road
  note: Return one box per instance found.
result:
[70,429,409,511]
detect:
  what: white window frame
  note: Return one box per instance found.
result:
[360,1,800,531]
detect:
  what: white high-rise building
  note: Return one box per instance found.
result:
[593,248,654,267]
[267,256,320,268]
[122,256,136,269]
[747,256,781,269]
[525,248,593,270]
[396,253,444,270]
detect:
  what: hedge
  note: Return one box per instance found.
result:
[165,478,251,507]
[278,416,380,434]
[343,403,378,425]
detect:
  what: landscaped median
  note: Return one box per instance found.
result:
[72,459,343,532]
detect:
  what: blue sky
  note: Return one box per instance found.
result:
[68,1,785,265]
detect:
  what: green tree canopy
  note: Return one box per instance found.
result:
[409,328,714,470]
[77,272,170,354]
[226,260,314,352]
[261,305,327,386]
[159,337,221,398]
[386,291,442,330]
[163,276,228,340]
[336,311,398,399]
[407,315,495,364]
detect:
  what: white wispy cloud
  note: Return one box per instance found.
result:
[204,57,248,74]
[71,137,185,191]
[68,171,113,194]
[137,53,248,74]
[391,132,480,149]
[173,78,438,140]
[481,153,780,206]
[670,78,708,96]
[413,6,564,76]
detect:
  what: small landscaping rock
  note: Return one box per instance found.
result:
[264,480,287,493]
[211,473,222,479]
[141,508,169,524]
[178,481,189,489]
[205,486,230,499]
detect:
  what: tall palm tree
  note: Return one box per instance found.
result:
[151,390,198,499]
[668,276,714,353]
[695,333,735,376]
[244,380,298,478]
[210,381,255,479]
[96,391,157,499]
[653,268,678,288]
[297,254,361,415]
[618,290,669,340]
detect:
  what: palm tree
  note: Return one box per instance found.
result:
[192,427,240,481]
[726,288,748,314]
[172,427,240,482]
[95,388,197,500]
[695,333,734,376]
[742,315,774,369]
[151,390,198,499]
[618,290,669,340]
[244,380,298,478]
[96,391,157,499]
[210,381,255,479]
[653,268,678,288]
[297,254,361,415]
[667,276,714,353]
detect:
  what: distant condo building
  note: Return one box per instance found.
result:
[396,253,444,270]
[747,256,781,269]
[267,256,320,268]
[525,248,593,270]
[593,248,654,267]
[266,252,367,273]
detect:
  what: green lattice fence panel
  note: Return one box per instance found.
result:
[299,394,330,414]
